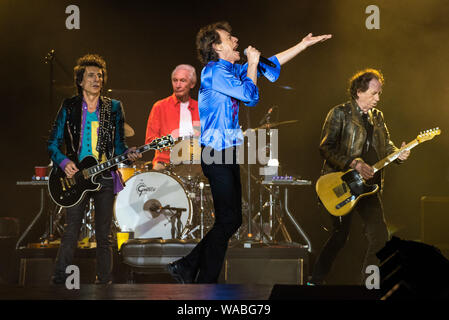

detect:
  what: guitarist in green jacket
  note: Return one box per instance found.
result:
[47,54,141,285]
[309,68,410,285]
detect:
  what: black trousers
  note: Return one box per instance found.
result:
[182,146,242,283]
[53,176,115,283]
[311,193,389,284]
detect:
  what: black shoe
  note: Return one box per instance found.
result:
[166,260,195,284]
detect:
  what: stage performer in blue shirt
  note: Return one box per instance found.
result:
[167,21,332,283]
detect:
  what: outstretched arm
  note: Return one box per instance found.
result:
[275,33,332,66]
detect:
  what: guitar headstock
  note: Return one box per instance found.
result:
[154,134,175,150]
[417,127,441,143]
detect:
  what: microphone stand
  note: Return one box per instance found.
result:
[232,106,254,247]
[246,106,252,242]
[44,49,55,123]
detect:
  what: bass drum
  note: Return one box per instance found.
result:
[114,171,192,239]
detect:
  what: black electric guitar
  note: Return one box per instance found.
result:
[48,135,174,207]
[316,128,441,217]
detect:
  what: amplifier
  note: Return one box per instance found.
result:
[220,246,309,285]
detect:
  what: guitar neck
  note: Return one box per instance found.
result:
[372,139,418,173]
[85,139,166,177]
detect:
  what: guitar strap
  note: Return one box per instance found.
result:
[97,96,113,161]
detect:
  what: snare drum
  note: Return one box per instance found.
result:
[114,171,192,239]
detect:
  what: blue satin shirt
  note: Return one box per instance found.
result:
[198,56,281,151]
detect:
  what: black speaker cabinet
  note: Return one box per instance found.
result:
[420,196,449,259]
[220,246,308,285]
[17,248,97,286]
[19,257,97,286]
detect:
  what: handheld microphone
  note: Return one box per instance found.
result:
[243,49,276,68]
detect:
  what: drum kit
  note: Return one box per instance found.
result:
[114,137,213,241]
[43,117,310,247]
[113,118,302,243]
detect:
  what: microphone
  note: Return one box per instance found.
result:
[259,105,278,125]
[243,49,276,68]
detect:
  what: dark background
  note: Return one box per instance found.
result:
[1,0,448,284]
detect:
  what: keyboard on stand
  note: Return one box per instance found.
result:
[261,175,312,186]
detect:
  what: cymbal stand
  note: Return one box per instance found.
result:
[257,182,271,243]
[199,181,205,238]
[244,108,253,242]
[258,115,292,243]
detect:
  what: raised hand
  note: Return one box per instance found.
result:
[300,33,333,49]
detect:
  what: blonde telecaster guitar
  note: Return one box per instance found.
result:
[316,128,441,217]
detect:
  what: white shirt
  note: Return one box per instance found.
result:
[179,101,194,138]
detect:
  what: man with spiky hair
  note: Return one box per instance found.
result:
[310,68,410,285]
[167,22,331,284]
[48,54,141,285]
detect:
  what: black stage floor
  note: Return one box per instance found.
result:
[0,283,381,300]
[0,284,399,319]
[0,283,272,300]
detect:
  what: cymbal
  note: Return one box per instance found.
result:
[124,123,135,137]
[243,120,298,134]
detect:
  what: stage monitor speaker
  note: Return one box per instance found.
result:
[223,258,303,285]
[420,196,449,258]
[19,257,96,286]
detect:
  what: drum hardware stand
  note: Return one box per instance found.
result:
[46,204,65,241]
[257,114,286,244]
[241,107,254,244]
[231,107,277,246]
[283,187,312,252]
[260,178,313,252]
[269,186,292,242]
[80,198,96,242]
[181,225,199,239]
[258,183,292,243]
[39,190,65,243]
[161,205,187,239]
[254,113,311,248]
[199,181,205,238]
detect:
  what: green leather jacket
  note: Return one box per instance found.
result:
[319,100,401,191]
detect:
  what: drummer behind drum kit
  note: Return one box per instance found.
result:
[47,118,304,246]
[115,118,302,242]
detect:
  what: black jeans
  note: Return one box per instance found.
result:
[311,193,389,284]
[182,146,242,283]
[53,175,115,283]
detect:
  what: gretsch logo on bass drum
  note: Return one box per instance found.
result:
[137,183,156,197]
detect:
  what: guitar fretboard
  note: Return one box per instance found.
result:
[373,139,418,173]
[86,136,173,177]
[371,127,440,173]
